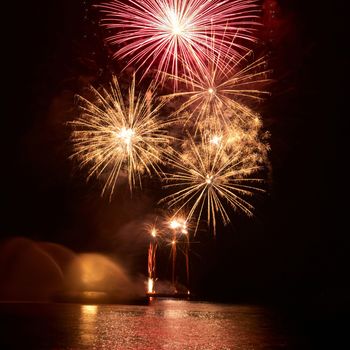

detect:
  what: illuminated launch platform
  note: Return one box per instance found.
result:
[146,292,192,300]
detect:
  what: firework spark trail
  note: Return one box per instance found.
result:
[148,230,157,293]
[161,129,268,234]
[168,217,189,292]
[162,50,271,130]
[69,74,173,198]
[98,0,261,85]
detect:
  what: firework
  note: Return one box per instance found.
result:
[69,74,173,197]
[161,128,268,234]
[163,50,271,129]
[98,0,261,85]
[146,215,191,293]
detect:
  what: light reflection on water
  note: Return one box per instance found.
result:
[0,300,309,349]
[80,305,98,347]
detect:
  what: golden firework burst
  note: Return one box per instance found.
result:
[69,74,173,197]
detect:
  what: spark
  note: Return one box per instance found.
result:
[69,74,173,197]
[98,0,261,85]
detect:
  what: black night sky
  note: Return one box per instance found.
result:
[1,0,343,311]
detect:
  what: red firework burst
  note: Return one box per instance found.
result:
[98,0,261,85]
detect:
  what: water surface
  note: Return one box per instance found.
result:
[0,300,312,349]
